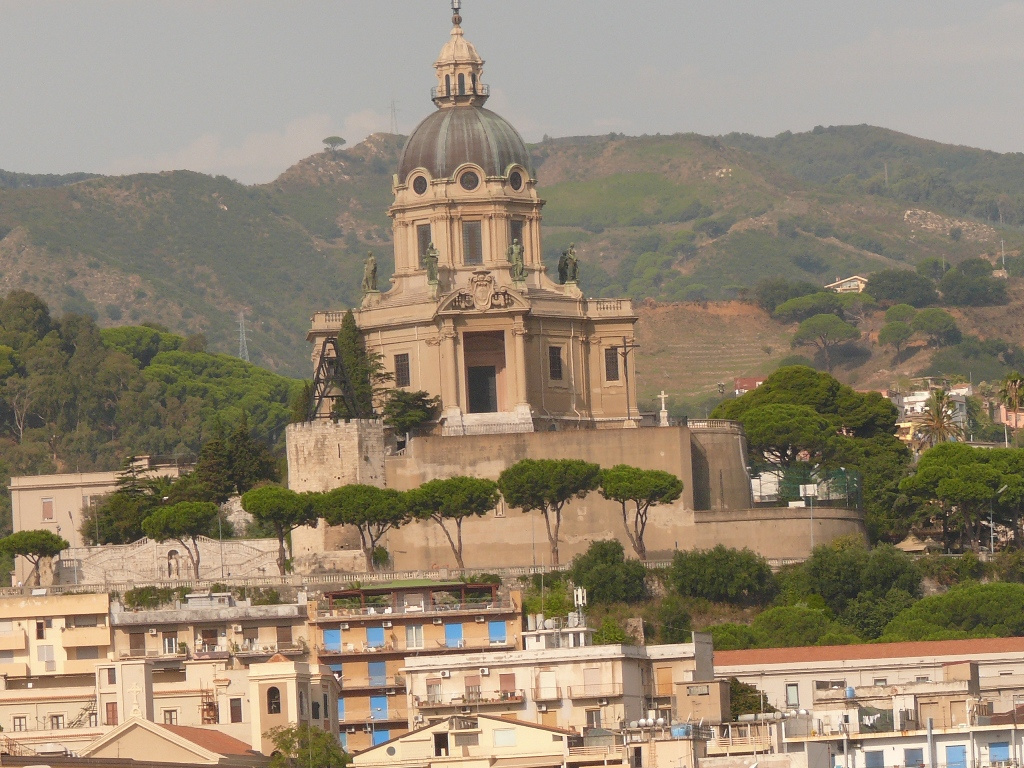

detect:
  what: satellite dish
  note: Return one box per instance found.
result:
[656,718,665,727]
[629,721,639,729]
[544,619,554,629]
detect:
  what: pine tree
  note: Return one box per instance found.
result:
[229,413,279,494]
[333,310,391,419]
[192,436,235,503]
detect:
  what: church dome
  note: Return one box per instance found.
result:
[398,106,533,182]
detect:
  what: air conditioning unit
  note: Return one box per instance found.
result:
[148,628,158,636]
[538,704,548,713]
[413,715,424,724]
[598,698,609,706]
[479,667,490,676]
[232,624,243,633]
[340,623,349,630]
[346,726,356,733]
[475,616,485,623]
[461,707,471,714]
[440,670,451,679]
[386,689,397,696]
[383,621,393,628]
[433,618,443,625]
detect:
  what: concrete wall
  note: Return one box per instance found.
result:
[286,421,865,569]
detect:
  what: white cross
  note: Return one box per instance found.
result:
[659,391,668,411]
[128,682,143,716]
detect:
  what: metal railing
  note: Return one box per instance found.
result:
[431,84,490,99]
[567,684,624,699]
[318,637,513,656]
[318,598,512,619]
[534,686,562,701]
[414,689,525,709]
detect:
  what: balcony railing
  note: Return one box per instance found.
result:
[414,689,526,709]
[339,674,406,690]
[567,684,624,699]
[340,709,409,725]
[119,648,187,659]
[234,641,305,656]
[318,637,513,656]
[534,686,562,702]
[430,84,490,99]
[317,599,513,620]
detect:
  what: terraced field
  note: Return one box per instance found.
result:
[634,301,792,404]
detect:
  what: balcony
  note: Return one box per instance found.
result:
[0,628,26,651]
[0,661,30,677]
[414,689,526,710]
[339,674,406,691]
[233,641,305,658]
[192,643,230,660]
[318,637,514,656]
[118,647,187,660]
[567,684,624,700]
[567,746,627,764]
[340,709,409,726]
[534,686,562,702]
[316,599,515,622]
[61,625,111,648]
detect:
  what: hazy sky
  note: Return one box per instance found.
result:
[4,1,1024,184]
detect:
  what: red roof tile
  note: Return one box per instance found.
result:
[715,637,1024,667]
[158,724,260,756]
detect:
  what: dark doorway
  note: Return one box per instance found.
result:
[468,366,498,413]
[463,331,505,413]
[434,732,450,757]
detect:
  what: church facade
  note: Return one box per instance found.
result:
[308,6,639,435]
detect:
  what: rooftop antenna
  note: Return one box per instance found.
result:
[238,311,250,362]
[390,100,399,134]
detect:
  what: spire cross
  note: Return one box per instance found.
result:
[659,391,668,411]
[451,0,462,25]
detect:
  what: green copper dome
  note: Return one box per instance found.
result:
[398,105,533,182]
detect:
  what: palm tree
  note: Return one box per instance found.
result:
[913,389,964,450]
[999,371,1024,445]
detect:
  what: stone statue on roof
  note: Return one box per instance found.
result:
[362,252,378,293]
[424,242,439,284]
[508,238,525,281]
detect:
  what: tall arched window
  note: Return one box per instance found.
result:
[445,75,451,96]
[471,73,477,93]
[299,690,307,717]
[458,73,466,95]
[267,686,281,715]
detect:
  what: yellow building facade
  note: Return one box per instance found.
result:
[308,6,639,435]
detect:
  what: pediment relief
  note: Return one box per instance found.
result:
[435,270,530,316]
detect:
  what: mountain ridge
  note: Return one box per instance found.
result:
[0,124,1020,378]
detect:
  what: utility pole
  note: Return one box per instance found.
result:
[238,312,250,362]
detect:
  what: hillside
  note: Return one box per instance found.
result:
[0,125,1021,379]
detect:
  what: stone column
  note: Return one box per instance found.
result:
[439,319,460,416]
[512,320,529,408]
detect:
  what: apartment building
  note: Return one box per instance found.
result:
[778,661,1024,768]
[351,714,712,768]
[310,580,523,752]
[110,591,309,666]
[715,638,1024,716]
[0,593,112,678]
[402,627,723,737]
